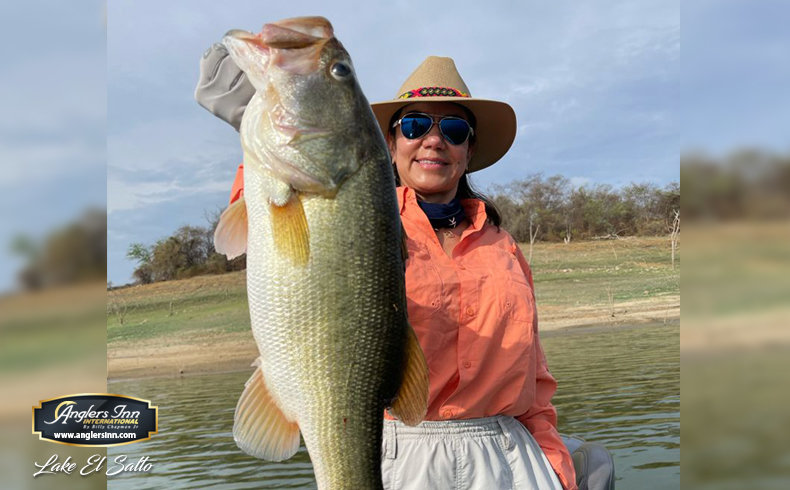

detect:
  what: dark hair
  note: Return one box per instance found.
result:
[457,174,502,228]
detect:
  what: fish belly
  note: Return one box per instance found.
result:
[245,163,404,489]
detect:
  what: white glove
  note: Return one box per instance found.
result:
[194,42,255,131]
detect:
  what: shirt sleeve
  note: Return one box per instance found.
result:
[229,163,244,205]
[513,245,578,490]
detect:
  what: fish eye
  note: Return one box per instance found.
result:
[330,61,352,80]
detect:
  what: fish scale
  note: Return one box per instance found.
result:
[214,17,428,489]
[246,170,403,488]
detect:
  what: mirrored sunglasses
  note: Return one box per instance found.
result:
[392,112,474,145]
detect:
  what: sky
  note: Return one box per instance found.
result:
[682,0,790,154]
[3,1,787,290]
[0,1,106,292]
[104,0,681,286]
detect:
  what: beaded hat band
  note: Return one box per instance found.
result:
[398,86,470,99]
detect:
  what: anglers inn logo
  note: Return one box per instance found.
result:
[33,394,158,447]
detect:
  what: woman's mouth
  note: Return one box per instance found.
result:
[415,159,448,169]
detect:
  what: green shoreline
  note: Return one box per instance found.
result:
[107,237,679,380]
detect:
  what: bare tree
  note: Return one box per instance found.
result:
[670,209,680,269]
[528,212,540,265]
[606,284,616,317]
[107,292,130,326]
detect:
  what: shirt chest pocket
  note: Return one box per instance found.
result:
[404,239,444,322]
[468,244,536,324]
[500,270,536,323]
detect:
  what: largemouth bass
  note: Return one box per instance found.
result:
[214,16,429,489]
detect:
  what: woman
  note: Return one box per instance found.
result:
[197,50,578,490]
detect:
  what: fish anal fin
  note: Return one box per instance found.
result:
[214,197,248,259]
[270,195,310,266]
[390,323,429,426]
[233,358,301,461]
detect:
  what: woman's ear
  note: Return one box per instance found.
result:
[386,133,397,160]
[464,141,475,171]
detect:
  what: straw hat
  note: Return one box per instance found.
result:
[371,56,517,173]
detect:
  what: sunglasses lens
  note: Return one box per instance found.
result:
[398,113,471,145]
[439,118,471,145]
[400,115,433,139]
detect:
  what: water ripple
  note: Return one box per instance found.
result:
[108,324,678,489]
[546,324,680,489]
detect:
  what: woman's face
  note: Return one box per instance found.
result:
[388,102,474,204]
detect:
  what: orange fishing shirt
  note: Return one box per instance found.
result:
[227,167,576,489]
[393,186,576,489]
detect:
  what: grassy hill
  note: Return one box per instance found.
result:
[107,236,679,378]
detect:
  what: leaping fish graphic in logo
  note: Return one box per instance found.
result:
[45,401,77,425]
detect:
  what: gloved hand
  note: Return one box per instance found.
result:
[194,42,255,131]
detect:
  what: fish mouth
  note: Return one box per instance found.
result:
[224,17,333,50]
[224,28,263,44]
[222,29,269,58]
[260,16,334,48]
[224,17,334,79]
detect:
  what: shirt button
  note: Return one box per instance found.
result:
[466,306,475,316]
[463,361,472,368]
[442,409,454,418]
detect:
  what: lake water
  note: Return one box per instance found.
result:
[108,323,679,489]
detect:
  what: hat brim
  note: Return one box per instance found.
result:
[371,97,516,173]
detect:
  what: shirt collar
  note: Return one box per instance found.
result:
[397,186,487,235]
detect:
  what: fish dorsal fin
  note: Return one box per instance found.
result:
[270,194,310,266]
[390,323,429,426]
[214,197,248,259]
[234,358,301,461]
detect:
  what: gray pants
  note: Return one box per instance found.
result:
[381,416,563,490]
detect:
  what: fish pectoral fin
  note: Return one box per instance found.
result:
[390,323,429,426]
[233,358,301,461]
[214,197,248,259]
[270,194,310,266]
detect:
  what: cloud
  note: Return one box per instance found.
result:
[0,43,105,191]
[107,114,241,213]
[105,0,681,285]
[108,175,231,213]
[0,139,103,188]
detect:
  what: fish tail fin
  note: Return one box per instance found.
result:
[270,194,310,266]
[233,358,301,461]
[214,197,248,259]
[390,323,429,426]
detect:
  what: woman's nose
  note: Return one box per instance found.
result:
[422,123,445,148]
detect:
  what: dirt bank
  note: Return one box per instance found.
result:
[108,295,679,381]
